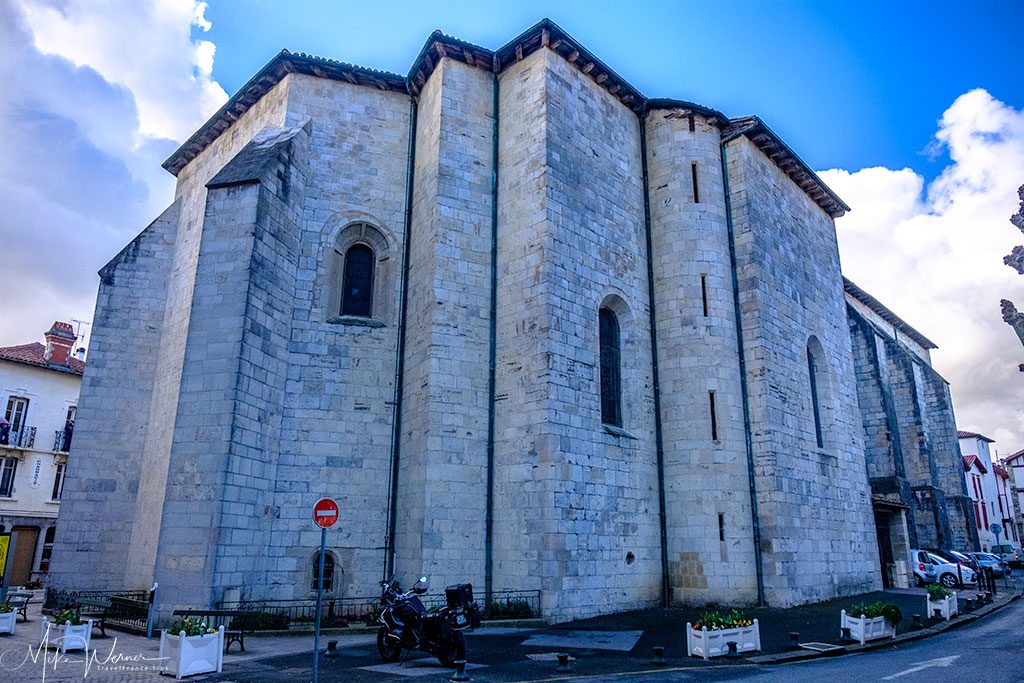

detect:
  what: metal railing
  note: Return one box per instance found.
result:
[44,588,154,634]
[53,430,72,453]
[213,589,541,631]
[1,426,36,449]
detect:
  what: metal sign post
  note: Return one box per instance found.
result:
[312,498,339,683]
[991,522,1003,548]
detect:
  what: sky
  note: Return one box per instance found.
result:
[1,0,1022,448]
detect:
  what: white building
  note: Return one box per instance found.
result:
[992,462,1019,548]
[0,322,83,585]
[1002,448,1024,546]
[959,430,1003,551]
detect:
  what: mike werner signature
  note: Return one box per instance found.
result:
[0,622,169,680]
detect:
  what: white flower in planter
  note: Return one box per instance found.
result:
[840,609,897,645]
[926,591,958,621]
[686,618,761,660]
[159,625,224,679]
[40,616,93,653]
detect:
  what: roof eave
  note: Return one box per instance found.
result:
[843,277,938,349]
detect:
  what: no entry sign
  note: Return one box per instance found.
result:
[313,498,339,529]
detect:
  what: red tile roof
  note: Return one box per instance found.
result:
[0,342,84,375]
[993,464,1009,478]
[963,454,988,474]
[958,430,995,443]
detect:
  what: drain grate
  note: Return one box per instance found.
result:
[799,642,845,653]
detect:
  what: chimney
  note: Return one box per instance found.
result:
[75,347,86,361]
[44,321,77,367]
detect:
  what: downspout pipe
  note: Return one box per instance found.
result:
[638,104,671,607]
[384,94,418,582]
[484,57,500,604]
[719,137,766,606]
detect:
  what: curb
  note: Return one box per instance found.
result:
[246,617,544,639]
[748,591,1020,665]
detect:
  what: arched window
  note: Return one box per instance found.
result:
[310,551,335,592]
[807,342,824,448]
[341,244,374,317]
[599,307,622,426]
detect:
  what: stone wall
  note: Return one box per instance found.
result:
[645,109,758,605]
[48,203,179,591]
[727,137,881,605]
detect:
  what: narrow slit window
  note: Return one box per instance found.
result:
[709,391,718,441]
[311,551,335,592]
[807,346,824,448]
[599,308,622,427]
[700,274,709,317]
[718,513,725,542]
[341,244,374,317]
[691,163,700,203]
[688,113,696,132]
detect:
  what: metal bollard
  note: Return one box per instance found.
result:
[911,614,922,629]
[788,632,801,649]
[324,640,338,658]
[840,627,852,641]
[726,641,739,659]
[450,660,471,682]
[556,653,572,672]
[652,646,667,667]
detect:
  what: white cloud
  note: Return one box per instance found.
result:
[0,0,227,350]
[822,88,1024,454]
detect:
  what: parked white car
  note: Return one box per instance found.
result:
[990,543,1022,568]
[908,549,938,585]
[924,550,977,588]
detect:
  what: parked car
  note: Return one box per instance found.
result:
[970,552,1011,577]
[909,549,938,585]
[990,543,1022,568]
[931,548,980,573]
[922,550,977,588]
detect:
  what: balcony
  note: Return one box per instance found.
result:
[53,428,73,453]
[0,425,36,450]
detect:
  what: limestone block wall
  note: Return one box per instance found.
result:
[726,137,880,605]
[152,125,309,612]
[645,110,758,605]
[48,203,179,590]
[494,48,661,622]
[266,76,411,601]
[396,57,493,589]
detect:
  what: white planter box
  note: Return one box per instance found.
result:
[0,611,15,635]
[927,592,957,621]
[840,610,896,645]
[40,617,93,653]
[159,626,224,679]
[686,619,761,660]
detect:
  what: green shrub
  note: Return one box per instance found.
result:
[164,616,216,636]
[230,612,291,631]
[692,609,755,632]
[483,599,533,619]
[53,609,80,625]
[925,584,951,600]
[0,603,12,614]
[848,601,902,626]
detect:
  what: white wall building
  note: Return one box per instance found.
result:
[959,430,1002,551]
[992,462,1019,547]
[0,322,83,585]
[1002,448,1024,546]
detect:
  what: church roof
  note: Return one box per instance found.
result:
[843,278,938,350]
[0,342,85,376]
[163,19,848,217]
[958,430,995,443]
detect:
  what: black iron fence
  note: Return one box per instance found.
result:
[214,589,541,631]
[44,588,154,634]
[1,426,35,449]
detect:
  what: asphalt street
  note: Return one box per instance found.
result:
[212,592,1024,683]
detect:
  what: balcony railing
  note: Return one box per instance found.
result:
[0,426,36,449]
[53,429,73,453]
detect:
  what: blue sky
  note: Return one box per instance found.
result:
[2,0,1022,447]
[203,0,1024,183]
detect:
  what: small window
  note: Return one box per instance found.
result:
[341,244,374,317]
[691,163,700,203]
[599,308,622,427]
[52,463,66,500]
[0,458,16,497]
[311,551,335,592]
[807,344,824,448]
[700,275,709,317]
[709,391,718,441]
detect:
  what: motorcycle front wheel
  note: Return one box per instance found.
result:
[377,626,403,662]
[436,631,466,668]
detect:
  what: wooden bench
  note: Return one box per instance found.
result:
[77,596,112,636]
[6,592,32,622]
[171,609,257,653]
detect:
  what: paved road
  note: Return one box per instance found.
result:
[214,594,1023,682]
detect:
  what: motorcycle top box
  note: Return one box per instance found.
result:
[445,583,474,607]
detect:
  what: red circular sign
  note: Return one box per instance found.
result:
[313,498,340,529]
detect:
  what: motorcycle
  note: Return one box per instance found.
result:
[376,576,481,667]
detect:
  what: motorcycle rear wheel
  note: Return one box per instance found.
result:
[436,631,466,668]
[377,627,403,662]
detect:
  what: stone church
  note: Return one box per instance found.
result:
[49,19,975,622]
